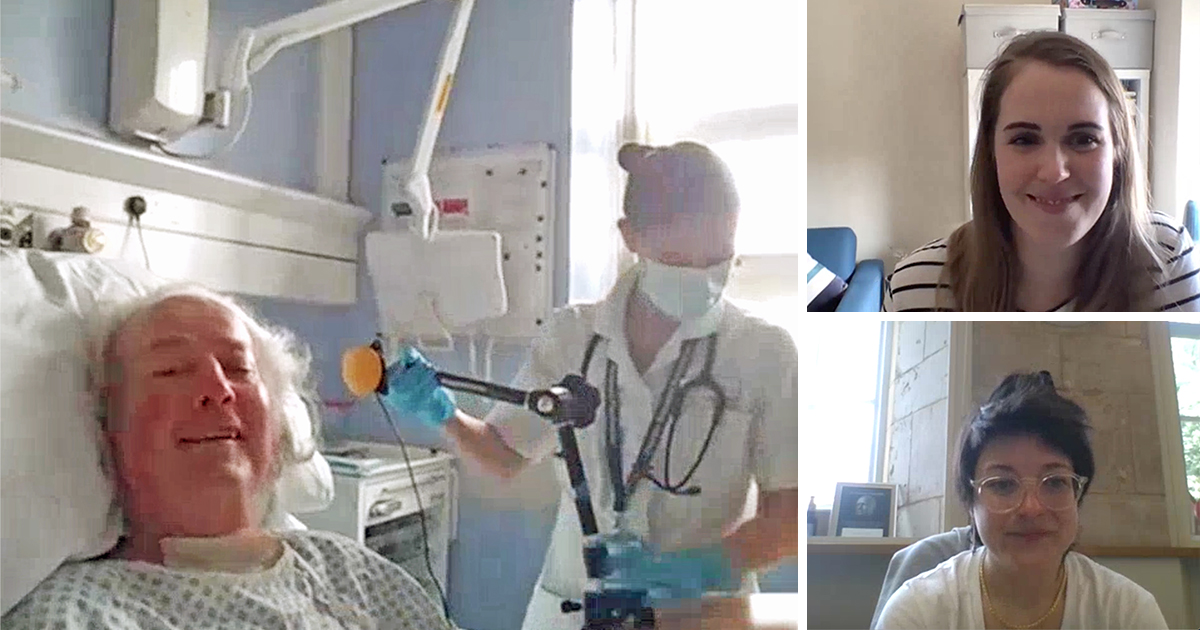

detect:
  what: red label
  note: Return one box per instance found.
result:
[437,198,469,215]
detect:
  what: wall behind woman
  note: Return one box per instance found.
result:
[807,0,1199,272]
[851,321,1193,628]
[968,322,1191,628]
[886,321,952,539]
[806,0,1026,270]
[970,322,1171,546]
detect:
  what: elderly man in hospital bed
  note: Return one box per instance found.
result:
[1,278,448,628]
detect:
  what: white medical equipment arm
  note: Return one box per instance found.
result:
[213,0,476,239]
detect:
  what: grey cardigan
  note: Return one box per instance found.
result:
[870,526,975,629]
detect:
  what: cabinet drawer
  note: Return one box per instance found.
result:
[362,474,449,525]
[1062,9,1154,69]
[961,6,1061,69]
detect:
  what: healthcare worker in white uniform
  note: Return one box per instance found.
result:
[381,141,799,630]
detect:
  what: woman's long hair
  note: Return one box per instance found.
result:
[942,32,1161,311]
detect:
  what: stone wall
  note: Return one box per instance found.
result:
[886,321,951,539]
[969,322,1171,546]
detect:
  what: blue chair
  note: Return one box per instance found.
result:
[808,227,884,312]
[1184,200,1198,241]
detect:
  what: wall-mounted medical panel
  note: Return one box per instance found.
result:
[382,143,557,340]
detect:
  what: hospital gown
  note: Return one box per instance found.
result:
[2,530,448,629]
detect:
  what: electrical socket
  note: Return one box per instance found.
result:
[201,90,232,128]
[1,59,19,92]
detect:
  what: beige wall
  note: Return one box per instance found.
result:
[971,321,1172,546]
[886,321,952,538]
[808,0,1199,271]
[814,321,1194,628]
[807,0,1033,270]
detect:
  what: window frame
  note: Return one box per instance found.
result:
[804,320,892,509]
[871,321,896,484]
[629,1,800,260]
[1149,321,1200,547]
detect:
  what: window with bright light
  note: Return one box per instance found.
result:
[728,294,799,345]
[1167,324,1200,509]
[632,0,800,256]
[804,320,890,509]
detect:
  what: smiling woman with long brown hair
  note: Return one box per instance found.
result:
[886,32,1200,312]
[876,372,1168,629]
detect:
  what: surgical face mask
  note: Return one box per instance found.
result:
[637,258,732,321]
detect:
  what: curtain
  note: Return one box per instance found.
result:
[568,0,639,304]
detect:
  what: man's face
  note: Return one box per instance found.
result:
[106,296,279,535]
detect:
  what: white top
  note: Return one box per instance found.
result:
[1,530,448,629]
[876,548,1170,630]
[488,265,798,599]
[885,212,1200,312]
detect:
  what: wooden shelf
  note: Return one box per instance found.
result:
[806,536,1200,558]
[1077,546,1200,559]
[807,537,917,555]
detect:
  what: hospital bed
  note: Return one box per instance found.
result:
[0,248,341,616]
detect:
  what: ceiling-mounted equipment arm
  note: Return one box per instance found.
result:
[398,0,475,240]
[210,0,476,240]
[217,0,429,93]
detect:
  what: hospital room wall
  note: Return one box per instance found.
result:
[0,0,322,191]
[343,0,794,613]
[339,3,575,630]
[3,2,796,626]
[0,2,566,629]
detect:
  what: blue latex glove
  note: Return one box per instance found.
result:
[598,535,740,604]
[381,346,456,428]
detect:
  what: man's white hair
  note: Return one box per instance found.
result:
[87,282,321,473]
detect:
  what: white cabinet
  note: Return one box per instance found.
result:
[1062,8,1155,69]
[1062,9,1155,169]
[961,4,1063,68]
[297,442,458,604]
[959,5,1155,221]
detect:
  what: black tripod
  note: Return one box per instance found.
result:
[364,340,656,629]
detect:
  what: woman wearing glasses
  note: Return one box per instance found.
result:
[876,371,1168,629]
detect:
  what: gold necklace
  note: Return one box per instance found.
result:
[979,557,1067,629]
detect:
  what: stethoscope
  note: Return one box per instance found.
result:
[579,331,726,516]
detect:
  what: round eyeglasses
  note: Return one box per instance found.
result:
[970,473,1088,513]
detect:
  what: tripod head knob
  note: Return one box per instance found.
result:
[528,374,600,429]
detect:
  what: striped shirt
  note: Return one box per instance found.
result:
[884,213,1200,312]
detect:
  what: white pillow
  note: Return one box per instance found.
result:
[0,249,333,615]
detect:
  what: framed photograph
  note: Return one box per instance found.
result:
[830,482,898,538]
